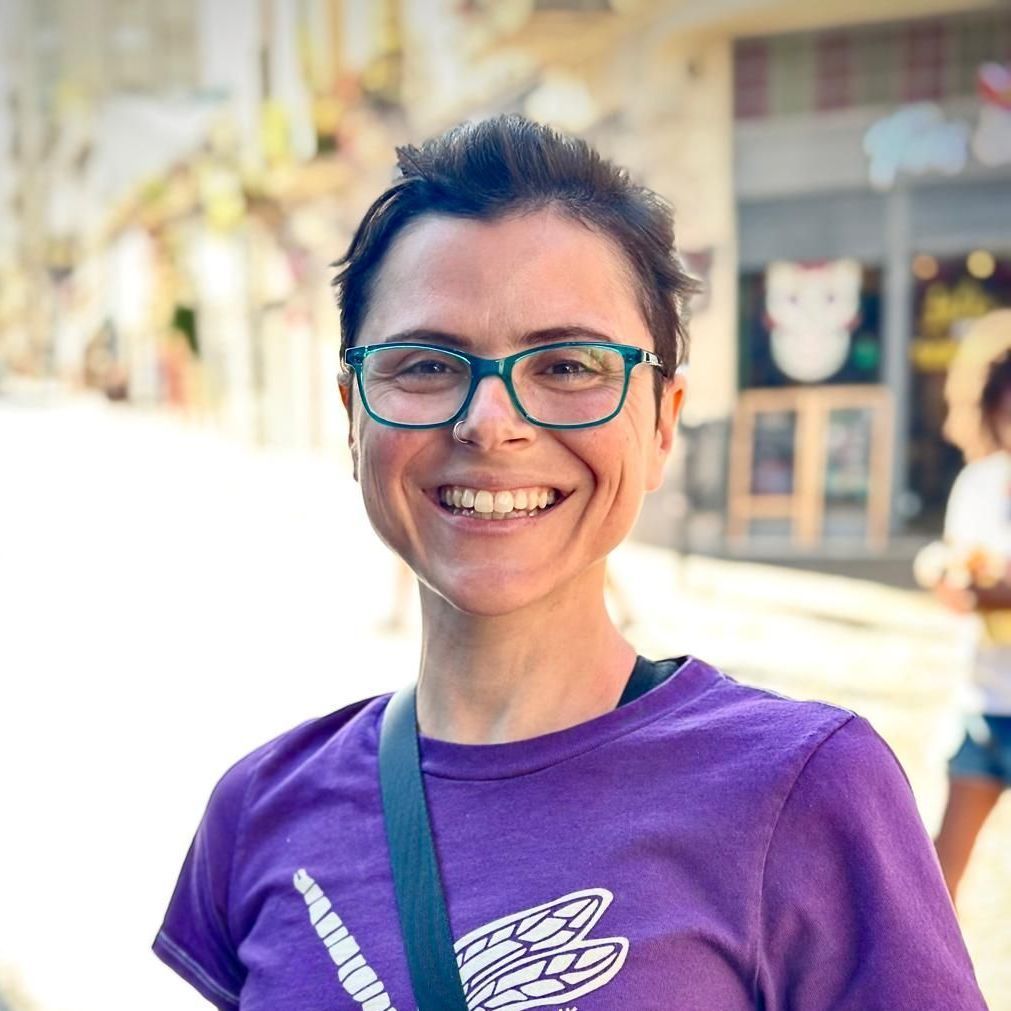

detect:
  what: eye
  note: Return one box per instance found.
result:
[365,346,467,387]
[402,357,454,375]
[545,358,593,375]
[533,348,611,374]
[390,351,467,378]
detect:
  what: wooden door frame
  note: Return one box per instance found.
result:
[727,385,894,549]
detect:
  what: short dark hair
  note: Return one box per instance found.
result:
[981,349,1011,442]
[333,115,696,389]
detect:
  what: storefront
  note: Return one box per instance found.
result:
[729,8,1011,553]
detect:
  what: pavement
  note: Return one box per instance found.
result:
[1,387,1007,1010]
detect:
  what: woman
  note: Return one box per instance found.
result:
[154,117,985,1009]
[934,349,1011,902]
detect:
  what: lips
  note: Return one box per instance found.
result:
[437,484,563,520]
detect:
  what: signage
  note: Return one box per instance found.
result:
[764,259,862,383]
[974,62,1011,167]
[863,103,970,190]
[864,63,1011,186]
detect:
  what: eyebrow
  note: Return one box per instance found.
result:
[379,325,619,349]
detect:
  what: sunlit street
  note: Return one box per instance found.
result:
[0,388,415,1011]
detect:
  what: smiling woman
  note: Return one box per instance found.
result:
[153,116,987,1011]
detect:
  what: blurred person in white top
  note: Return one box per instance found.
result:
[934,349,1011,900]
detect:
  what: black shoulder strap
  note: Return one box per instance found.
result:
[378,687,469,1011]
[379,660,678,1006]
[618,655,679,707]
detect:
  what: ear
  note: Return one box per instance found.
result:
[646,371,685,492]
[339,380,359,481]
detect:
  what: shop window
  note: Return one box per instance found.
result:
[732,261,890,548]
[738,261,883,392]
[950,18,992,95]
[736,9,1011,121]
[734,39,770,120]
[815,32,854,111]
[902,20,948,102]
[854,24,897,107]
[823,406,874,539]
[751,410,796,495]
[728,387,893,549]
[769,34,814,117]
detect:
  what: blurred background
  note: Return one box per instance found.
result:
[1,0,1010,1008]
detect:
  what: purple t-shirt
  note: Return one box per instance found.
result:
[154,657,986,1010]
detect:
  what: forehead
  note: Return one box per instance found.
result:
[358,209,649,348]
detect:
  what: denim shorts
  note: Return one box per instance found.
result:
[949,714,1011,785]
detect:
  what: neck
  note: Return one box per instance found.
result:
[414,563,636,744]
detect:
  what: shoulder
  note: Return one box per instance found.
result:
[750,700,983,1007]
[205,694,386,827]
[649,659,876,835]
[759,706,920,878]
[776,711,907,819]
[952,452,1008,495]
[657,660,917,839]
[679,660,859,772]
[944,453,1010,537]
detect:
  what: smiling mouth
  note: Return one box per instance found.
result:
[437,485,565,520]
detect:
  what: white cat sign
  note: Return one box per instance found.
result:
[764,259,863,383]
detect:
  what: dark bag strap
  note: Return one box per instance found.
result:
[617,655,678,707]
[378,686,470,1011]
[378,658,675,1008]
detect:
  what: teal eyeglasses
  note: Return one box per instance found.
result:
[341,341,663,430]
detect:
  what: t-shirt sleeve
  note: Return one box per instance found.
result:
[153,758,253,1009]
[755,715,987,1011]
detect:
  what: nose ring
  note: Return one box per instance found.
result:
[452,420,471,445]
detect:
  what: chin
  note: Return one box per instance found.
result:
[421,566,552,618]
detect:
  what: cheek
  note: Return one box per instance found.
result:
[355,426,441,536]
[356,430,409,522]
[569,424,649,510]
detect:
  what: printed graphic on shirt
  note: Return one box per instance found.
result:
[294,870,628,1011]
[294,868,398,1011]
[455,888,628,1010]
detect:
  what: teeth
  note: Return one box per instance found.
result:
[439,485,562,519]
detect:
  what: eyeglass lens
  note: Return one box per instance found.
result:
[360,345,629,426]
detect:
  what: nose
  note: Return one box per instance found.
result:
[452,375,534,450]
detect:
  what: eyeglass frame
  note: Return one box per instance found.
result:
[340,340,664,431]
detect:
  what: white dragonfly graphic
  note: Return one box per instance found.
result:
[452,888,629,1011]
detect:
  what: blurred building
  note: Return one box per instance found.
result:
[0,0,402,447]
[391,0,1011,573]
[727,4,1011,569]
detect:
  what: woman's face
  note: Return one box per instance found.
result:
[344,209,684,616]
